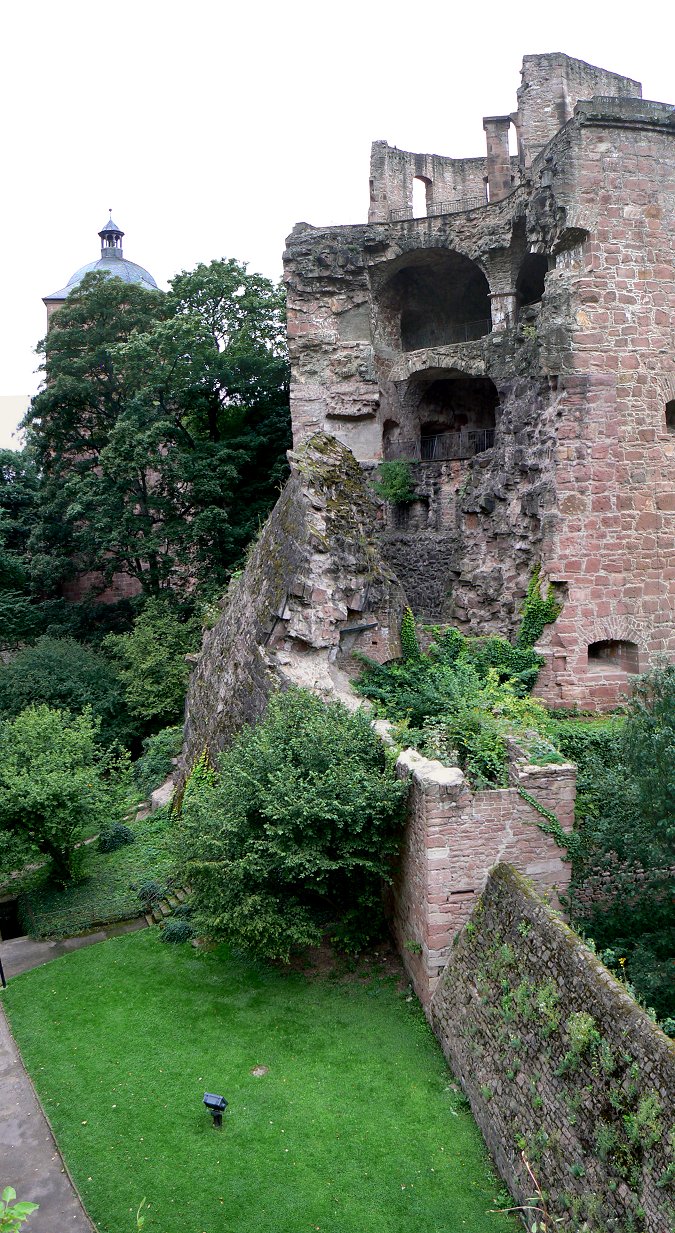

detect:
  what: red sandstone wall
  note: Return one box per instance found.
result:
[391,746,575,1006]
[534,104,675,708]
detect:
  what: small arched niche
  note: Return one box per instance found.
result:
[587,639,639,674]
[516,253,549,307]
[376,249,491,352]
[666,399,675,433]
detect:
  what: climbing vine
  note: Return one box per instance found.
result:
[516,567,563,649]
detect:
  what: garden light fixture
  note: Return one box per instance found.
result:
[203,1092,228,1128]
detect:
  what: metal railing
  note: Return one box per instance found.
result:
[390,193,487,223]
[417,428,495,462]
[429,318,491,345]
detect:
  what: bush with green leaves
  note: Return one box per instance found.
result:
[0,705,131,886]
[133,725,183,799]
[160,918,194,944]
[560,666,675,1024]
[175,688,408,961]
[372,460,416,504]
[104,601,200,731]
[0,1188,38,1231]
[97,822,135,853]
[0,636,133,748]
[355,624,556,788]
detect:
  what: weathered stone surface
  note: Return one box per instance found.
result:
[430,864,675,1233]
[283,54,675,710]
[150,777,174,813]
[391,741,575,1006]
[179,433,407,782]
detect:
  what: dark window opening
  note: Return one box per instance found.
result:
[588,640,639,674]
[516,253,548,307]
[0,897,23,941]
[378,249,491,352]
[666,400,675,433]
[417,374,498,461]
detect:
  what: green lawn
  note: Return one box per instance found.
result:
[3,930,517,1233]
[17,810,175,937]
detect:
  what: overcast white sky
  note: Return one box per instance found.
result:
[0,0,672,448]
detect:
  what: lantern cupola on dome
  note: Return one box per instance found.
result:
[43,212,159,321]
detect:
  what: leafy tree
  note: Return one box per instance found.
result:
[0,449,41,647]
[0,706,131,884]
[25,260,290,602]
[104,601,200,730]
[0,636,133,748]
[176,689,408,960]
[558,665,675,1021]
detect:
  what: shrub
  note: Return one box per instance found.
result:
[134,725,183,799]
[568,665,675,1022]
[136,880,165,909]
[0,637,133,748]
[355,623,557,788]
[372,460,415,504]
[0,1187,39,1230]
[0,706,131,886]
[97,822,135,853]
[175,688,408,961]
[160,919,194,944]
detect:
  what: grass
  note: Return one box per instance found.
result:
[3,930,518,1233]
[17,810,175,937]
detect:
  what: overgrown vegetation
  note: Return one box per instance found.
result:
[372,459,416,504]
[516,566,563,650]
[17,808,174,937]
[558,665,675,1023]
[355,624,558,788]
[175,688,408,959]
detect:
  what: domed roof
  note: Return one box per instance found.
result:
[44,215,159,304]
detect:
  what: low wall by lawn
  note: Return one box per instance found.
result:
[430,863,675,1233]
[390,740,575,1005]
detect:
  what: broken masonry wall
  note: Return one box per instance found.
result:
[178,433,407,785]
[391,743,575,1007]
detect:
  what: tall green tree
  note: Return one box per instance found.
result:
[0,448,41,646]
[25,260,290,602]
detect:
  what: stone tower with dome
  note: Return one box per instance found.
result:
[43,214,158,324]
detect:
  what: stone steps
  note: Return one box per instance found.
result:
[145,887,191,927]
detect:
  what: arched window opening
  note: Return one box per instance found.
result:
[666,400,675,433]
[412,177,430,219]
[517,253,548,307]
[588,640,639,674]
[377,249,491,352]
[382,419,402,459]
[412,373,498,461]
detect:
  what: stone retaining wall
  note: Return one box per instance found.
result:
[430,864,675,1233]
[390,743,575,1005]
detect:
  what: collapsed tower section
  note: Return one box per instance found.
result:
[283,53,675,710]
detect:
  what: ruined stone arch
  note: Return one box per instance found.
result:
[371,247,492,353]
[584,617,648,674]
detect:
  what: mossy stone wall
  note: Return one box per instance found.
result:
[431,864,675,1233]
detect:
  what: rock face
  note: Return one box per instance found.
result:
[283,54,675,710]
[179,433,406,781]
